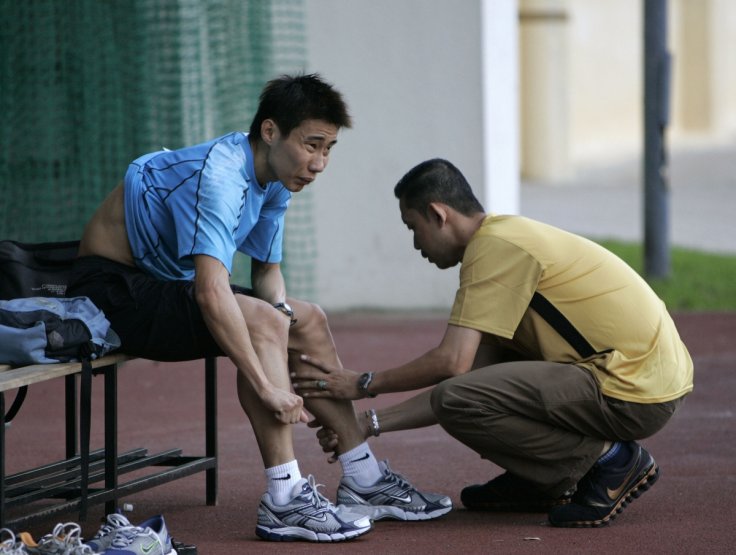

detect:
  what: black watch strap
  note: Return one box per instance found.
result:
[358,371,377,398]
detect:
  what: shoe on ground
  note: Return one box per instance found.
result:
[548,441,659,528]
[1,528,29,554]
[102,515,175,555]
[461,471,572,512]
[256,475,372,542]
[84,513,133,554]
[337,460,452,521]
[21,522,94,555]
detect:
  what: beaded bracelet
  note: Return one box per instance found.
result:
[366,408,381,437]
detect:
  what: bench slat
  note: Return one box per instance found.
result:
[0,353,132,392]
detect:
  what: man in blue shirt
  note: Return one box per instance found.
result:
[69,74,450,543]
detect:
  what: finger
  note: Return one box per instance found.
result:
[274,411,291,424]
[301,391,332,399]
[314,427,336,438]
[299,409,310,423]
[300,354,329,372]
[290,372,320,382]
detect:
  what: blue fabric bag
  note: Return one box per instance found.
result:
[0,296,120,365]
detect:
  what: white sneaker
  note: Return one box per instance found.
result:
[84,513,132,553]
[256,475,372,542]
[337,460,452,521]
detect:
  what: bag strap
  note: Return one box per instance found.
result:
[529,292,596,358]
[4,386,28,423]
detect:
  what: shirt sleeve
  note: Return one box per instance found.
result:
[449,234,543,339]
[175,139,247,273]
[239,185,291,263]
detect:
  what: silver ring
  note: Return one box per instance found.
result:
[317,379,328,391]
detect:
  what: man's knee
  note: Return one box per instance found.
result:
[238,296,290,345]
[292,300,328,330]
[430,378,469,428]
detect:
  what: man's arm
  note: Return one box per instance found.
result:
[369,324,483,393]
[294,323,483,399]
[250,258,286,304]
[193,254,302,422]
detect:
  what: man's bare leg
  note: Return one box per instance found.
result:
[233,296,296,467]
[285,300,365,454]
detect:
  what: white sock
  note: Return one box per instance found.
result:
[265,460,302,505]
[338,443,383,486]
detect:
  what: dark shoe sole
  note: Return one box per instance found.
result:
[549,462,659,528]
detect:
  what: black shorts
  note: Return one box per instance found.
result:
[68,256,253,361]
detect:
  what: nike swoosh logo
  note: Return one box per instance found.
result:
[350,453,370,463]
[274,473,292,481]
[388,493,414,504]
[606,452,643,500]
[141,541,160,554]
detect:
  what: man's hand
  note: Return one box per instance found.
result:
[307,419,340,463]
[290,354,363,400]
[258,383,309,424]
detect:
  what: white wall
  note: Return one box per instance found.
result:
[303,0,518,311]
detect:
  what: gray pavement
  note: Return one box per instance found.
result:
[520,141,736,254]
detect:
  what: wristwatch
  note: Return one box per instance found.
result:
[357,371,377,398]
[273,302,297,326]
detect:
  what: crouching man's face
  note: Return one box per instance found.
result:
[399,198,463,270]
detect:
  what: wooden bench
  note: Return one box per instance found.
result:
[0,354,218,529]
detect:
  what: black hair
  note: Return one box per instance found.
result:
[249,73,352,138]
[394,158,485,217]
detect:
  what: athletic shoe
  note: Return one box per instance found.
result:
[0,528,29,554]
[21,523,94,554]
[548,441,659,527]
[84,513,133,554]
[102,515,175,555]
[256,475,372,542]
[461,471,572,512]
[337,460,452,521]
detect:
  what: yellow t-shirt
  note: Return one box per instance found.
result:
[449,215,693,403]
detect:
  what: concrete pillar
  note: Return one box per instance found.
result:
[673,0,712,132]
[519,0,571,181]
[481,0,520,215]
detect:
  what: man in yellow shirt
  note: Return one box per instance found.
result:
[291,158,693,528]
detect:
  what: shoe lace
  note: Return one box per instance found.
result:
[39,522,94,555]
[301,475,333,512]
[381,461,414,493]
[0,528,26,555]
[91,513,131,541]
[36,522,77,554]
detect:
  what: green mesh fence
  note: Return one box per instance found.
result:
[0,0,316,299]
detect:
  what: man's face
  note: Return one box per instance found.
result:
[399,198,460,269]
[266,119,339,192]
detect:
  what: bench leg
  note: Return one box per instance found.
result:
[79,360,93,521]
[65,375,77,458]
[205,357,217,506]
[104,363,118,517]
[1,392,5,527]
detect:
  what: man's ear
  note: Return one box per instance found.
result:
[427,202,449,227]
[260,119,279,145]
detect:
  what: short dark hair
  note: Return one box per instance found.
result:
[394,158,485,217]
[249,73,352,138]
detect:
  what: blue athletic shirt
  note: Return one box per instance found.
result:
[123,132,291,281]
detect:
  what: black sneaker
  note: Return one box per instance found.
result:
[548,442,659,528]
[461,471,572,512]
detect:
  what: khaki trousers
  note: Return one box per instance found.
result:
[429,361,684,497]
